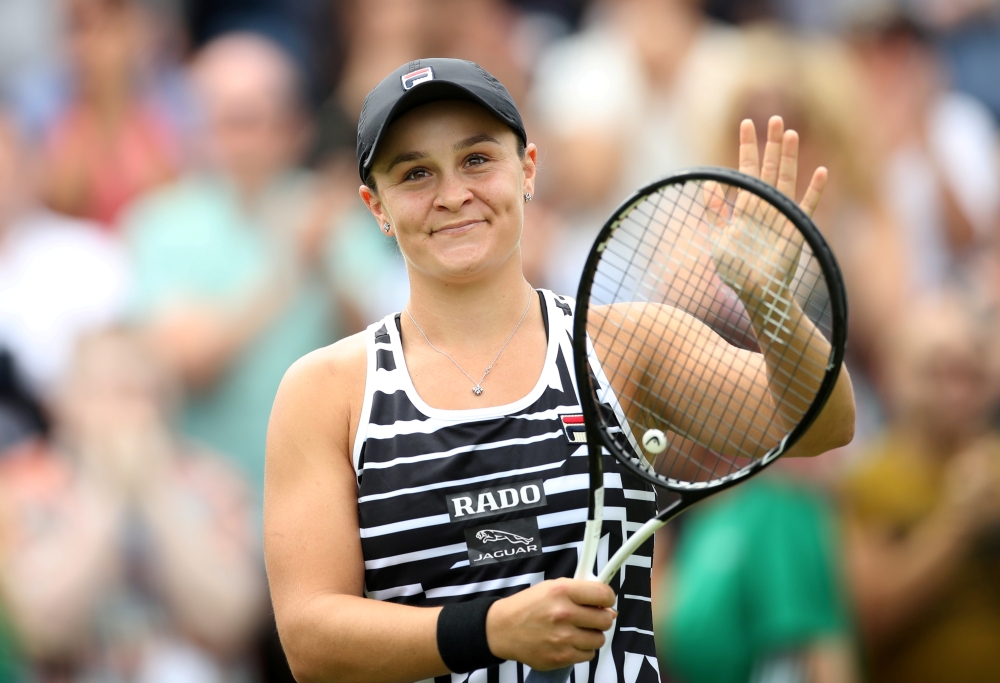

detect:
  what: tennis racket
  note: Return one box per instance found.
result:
[524,166,847,682]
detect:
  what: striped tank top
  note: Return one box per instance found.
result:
[353,289,660,683]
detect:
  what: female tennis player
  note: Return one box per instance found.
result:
[264,59,855,683]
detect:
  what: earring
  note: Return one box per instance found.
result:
[524,192,532,203]
[382,222,391,233]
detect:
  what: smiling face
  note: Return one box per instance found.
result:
[360,100,536,285]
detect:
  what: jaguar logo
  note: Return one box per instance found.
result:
[465,518,542,566]
[475,529,534,545]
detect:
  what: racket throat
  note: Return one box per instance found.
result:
[594,497,683,584]
[575,487,604,581]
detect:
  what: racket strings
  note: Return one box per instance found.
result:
[587,179,834,486]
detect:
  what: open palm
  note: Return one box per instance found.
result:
[706,116,827,300]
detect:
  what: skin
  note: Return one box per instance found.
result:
[264,102,855,683]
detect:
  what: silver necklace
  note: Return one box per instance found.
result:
[405,284,533,396]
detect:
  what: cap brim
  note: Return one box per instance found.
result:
[361,81,521,181]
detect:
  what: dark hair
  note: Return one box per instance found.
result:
[365,134,526,193]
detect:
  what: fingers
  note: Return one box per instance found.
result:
[760,116,784,186]
[738,119,760,177]
[562,578,616,609]
[799,167,828,218]
[703,181,729,226]
[738,115,825,215]
[776,130,799,200]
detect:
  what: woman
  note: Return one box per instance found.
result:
[264,58,855,683]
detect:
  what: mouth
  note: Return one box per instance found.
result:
[432,219,485,236]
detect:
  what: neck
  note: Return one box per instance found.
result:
[404,251,533,349]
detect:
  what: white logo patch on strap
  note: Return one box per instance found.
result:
[401,66,434,90]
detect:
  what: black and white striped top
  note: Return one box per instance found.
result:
[353,289,660,683]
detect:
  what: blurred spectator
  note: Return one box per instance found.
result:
[332,0,431,120]
[41,0,186,228]
[657,471,858,683]
[710,27,906,439]
[0,329,264,682]
[842,295,1000,683]
[851,16,1000,296]
[0,351,46,456]
[936,3,1000,123]
[124,32,346,503]
[0,108,130,445]
[186,0,339,106]
[510,0,590,29]
[0,0,62,94]
[529,0,747,294]
[0,606,23,682]
[423,0,531,104]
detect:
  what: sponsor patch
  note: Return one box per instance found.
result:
[561,414,587,443]
[446,480,546,521]
[464,517,542,566]
[401,66,434,90]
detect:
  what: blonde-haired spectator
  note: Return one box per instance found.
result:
[709,26,908,438]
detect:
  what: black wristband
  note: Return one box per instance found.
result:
[436,596,505,673]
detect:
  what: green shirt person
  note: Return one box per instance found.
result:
[658,477,857,683]
[126,172,345,503]
[0,609,22,683]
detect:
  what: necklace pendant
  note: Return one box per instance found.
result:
[473,386,484,396]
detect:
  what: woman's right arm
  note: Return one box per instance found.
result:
[264,335,618,683]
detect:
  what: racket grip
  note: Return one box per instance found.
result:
[524,666,573,683]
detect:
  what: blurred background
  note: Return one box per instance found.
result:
[0,0,999,682]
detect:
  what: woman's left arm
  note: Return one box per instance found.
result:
[596,117,855,460]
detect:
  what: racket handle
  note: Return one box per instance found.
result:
[525,666,573,683]
[524,517,672,683]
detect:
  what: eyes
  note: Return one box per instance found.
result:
[401,153,491,182]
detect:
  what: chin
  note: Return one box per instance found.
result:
[426,239,516,281]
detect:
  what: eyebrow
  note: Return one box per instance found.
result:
[385,150,428,173]
[455,133,501,150]
[382,133,503,174]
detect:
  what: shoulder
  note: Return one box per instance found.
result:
[269,330,369,445]
[281,330,368,392]
[265,330,371,497]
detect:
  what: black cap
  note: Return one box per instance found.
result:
[357,58,527,182]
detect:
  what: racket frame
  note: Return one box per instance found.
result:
[524,168,847,683]
[573,166,847,501]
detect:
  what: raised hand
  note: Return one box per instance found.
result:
[706,117,828,300]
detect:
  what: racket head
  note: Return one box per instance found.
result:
[573,167,847,495]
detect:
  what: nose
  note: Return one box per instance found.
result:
[434,169,474,213]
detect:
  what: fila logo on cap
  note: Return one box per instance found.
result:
[401,66,434,90]
[561,414,587,443]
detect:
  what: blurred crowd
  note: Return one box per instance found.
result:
[0,0,999,682]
